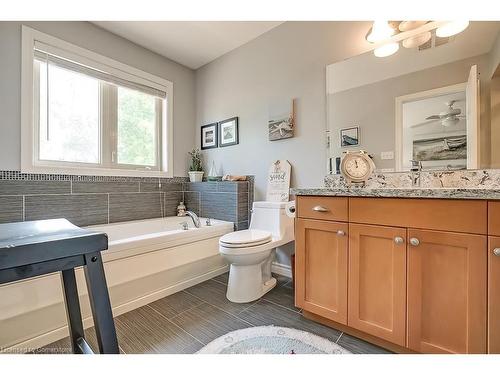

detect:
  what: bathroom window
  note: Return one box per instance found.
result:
[22,26,173,177]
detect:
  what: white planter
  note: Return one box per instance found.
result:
[188,171,204,182]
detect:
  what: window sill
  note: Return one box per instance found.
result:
[21,164,173,178]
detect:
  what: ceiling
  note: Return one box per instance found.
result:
[92,21,284,69]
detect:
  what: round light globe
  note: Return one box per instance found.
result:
[436,21,469,38]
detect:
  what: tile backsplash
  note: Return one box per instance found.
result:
[0,171,253,229]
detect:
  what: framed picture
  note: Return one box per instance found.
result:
[219,117,239,147]
[201,123,218,150]
[340,126,359,147]
[268,99,295,141]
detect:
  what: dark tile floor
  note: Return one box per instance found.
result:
[40,273,391,354]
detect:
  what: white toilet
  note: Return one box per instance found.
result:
[219,201,295,303]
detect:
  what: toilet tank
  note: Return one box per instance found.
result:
[249,201,294,242]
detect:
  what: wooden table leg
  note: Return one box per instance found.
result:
[83,252,119,354]
[61,268,85,354]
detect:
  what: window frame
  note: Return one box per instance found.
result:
[21,26,174,178]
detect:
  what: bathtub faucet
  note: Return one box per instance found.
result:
[184,210,201,228]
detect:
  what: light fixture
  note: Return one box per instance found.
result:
[398,21,427,32]
[367,21,395,43]
[374,42,400,57]
[436,21,469,37]
[402,31,432,48]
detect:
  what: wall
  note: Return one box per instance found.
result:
[0,21,196,177]
[195,21,373,201]
[328,54,491,170]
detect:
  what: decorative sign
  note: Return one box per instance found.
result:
[266,160,291,202]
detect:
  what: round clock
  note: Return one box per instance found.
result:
[340,150,375,185]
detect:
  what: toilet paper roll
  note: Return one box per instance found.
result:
[285,200,296,218]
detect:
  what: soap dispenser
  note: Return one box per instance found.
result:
[177,201,186,217]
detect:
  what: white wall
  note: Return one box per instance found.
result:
[0,21,196,176]
[195,21,373,200]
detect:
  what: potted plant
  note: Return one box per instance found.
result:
[188,148,204,182]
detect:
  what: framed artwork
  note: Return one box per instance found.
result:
[219,117,239,147]
[201,123,218,150]
[340,126,360,147]
[268,99,295,141]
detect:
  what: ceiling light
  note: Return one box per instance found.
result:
[399,21,427,32]
[374,42,400,57]
[436,21,469,37]
[367,21,395,43]
[402,31,432,48]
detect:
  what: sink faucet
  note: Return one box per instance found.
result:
[410,160,422,187]
[184,210,201,228]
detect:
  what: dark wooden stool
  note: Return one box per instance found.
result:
[0,219,119,354]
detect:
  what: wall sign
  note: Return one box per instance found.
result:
[266,160,291,202]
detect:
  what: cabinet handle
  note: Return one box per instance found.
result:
[409,237,420,246]
[337,230,345,236]
[312,205,329,212]
[494,248,500,257]
[394,236,404,244]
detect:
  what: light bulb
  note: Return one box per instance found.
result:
[436,21,469,37]
[374,42,400,57]
[402,31,432,48]
[367,21,395,43]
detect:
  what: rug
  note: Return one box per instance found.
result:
[197,326,351,354]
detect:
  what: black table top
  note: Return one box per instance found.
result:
[0,219,108,270]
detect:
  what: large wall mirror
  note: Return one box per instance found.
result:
[326,22,500,173]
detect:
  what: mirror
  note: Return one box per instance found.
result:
[326,21,500,173]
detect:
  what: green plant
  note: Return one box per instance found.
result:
[188,148,203,172]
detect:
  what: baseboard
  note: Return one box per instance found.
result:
[271,262,292,278]
[4,265,229,353]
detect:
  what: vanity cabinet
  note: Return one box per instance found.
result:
[407,229,487,354]
[295,196,491,354]
[348,224,407,346]
[295,218,348,324]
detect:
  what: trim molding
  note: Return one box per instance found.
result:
[272,262,292,278]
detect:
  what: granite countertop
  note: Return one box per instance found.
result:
[290,187,500,200]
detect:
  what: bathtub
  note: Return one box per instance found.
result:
[0,217,233,352]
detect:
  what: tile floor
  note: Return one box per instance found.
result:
[38,273,390,354]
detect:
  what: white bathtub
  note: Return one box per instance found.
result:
[0,217,233,352]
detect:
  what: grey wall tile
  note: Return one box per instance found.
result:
[109,192,163,223]
[235,221,248,230]
[140,182,183,192]
[25,194,108,227]
[183,182,217,192]
[0,180,70,195]
[72,181,139,193]
[0,196,23,223]
[164,191,183,217]
[201,192,237,222]
[184,192,200,216]
[217,181,248,193]
[237,192,249,222]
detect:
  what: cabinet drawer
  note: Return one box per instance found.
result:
[488,201,500,236]
[297,196,348,222]
[349,198,487,234]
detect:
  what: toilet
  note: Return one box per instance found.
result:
[219,201,295,303]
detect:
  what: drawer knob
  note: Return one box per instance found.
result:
[312,205,329,212]
[394,236,404,244]
[410,237,420,246]
[494,248,500,257]
[337,230,345,236]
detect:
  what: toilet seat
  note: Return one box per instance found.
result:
[219,229,272,249]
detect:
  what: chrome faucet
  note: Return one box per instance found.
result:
[410,159,422,187]
[184,210,201,228]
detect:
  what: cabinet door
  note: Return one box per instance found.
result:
[295,218,348,324]
[407,229,487,353]
[348,224,407,346]
[489,237,500,353]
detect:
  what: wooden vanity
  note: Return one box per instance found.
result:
[294,195,500,354]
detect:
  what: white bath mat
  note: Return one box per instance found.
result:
[197,326,351,354]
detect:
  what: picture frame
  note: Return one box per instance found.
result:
[200,123,218,150]
[219,117,239,147]
[340,126,360,148]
